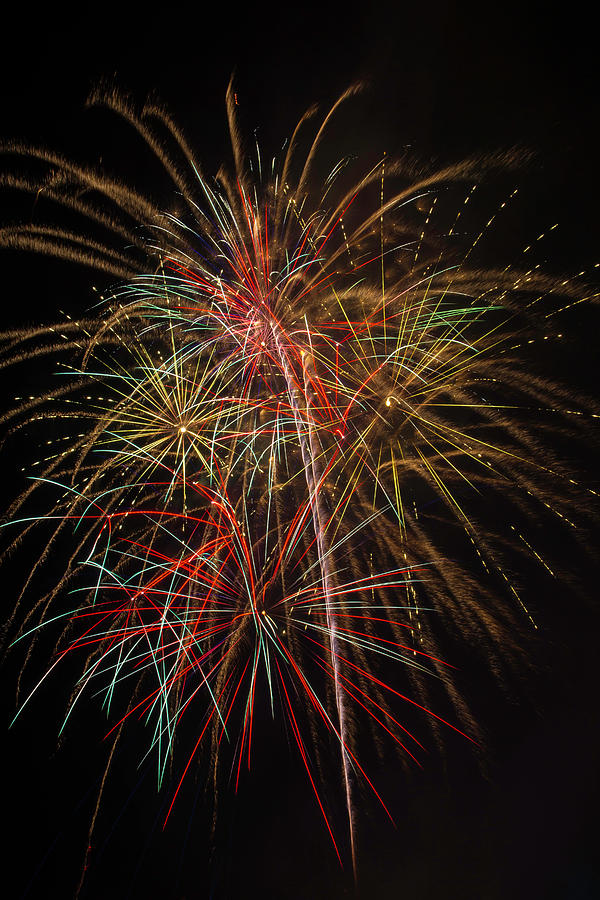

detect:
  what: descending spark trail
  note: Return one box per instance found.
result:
[296,343,356,870]
[0,80,598,888]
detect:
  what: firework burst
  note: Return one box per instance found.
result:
[0,81,597,884]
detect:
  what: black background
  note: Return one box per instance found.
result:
[1,3,599,898]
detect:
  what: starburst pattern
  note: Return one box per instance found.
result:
[1,82,597,877]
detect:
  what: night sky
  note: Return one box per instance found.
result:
[1,4,599,899]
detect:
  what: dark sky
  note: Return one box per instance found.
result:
[1,4,599,899]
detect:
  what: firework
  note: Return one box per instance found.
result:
[0,81,596,885]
